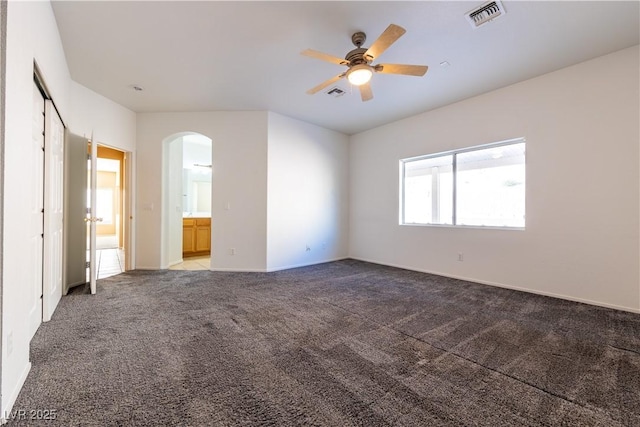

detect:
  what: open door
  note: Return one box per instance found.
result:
[88,138,99,294]
[63,133,88,294]
[64,137,131,294]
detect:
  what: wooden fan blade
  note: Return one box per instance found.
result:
[359,82,373,102]
[301,49,348,66]
[376,63,428,76]
[364,24,406,61]
[306,73,346,95]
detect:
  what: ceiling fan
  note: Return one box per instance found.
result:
[301,24,428,102]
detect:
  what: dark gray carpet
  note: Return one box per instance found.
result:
[7,260,640,426]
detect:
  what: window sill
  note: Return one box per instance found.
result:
[400,223,525,231]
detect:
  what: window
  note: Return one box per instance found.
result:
[401,139,525,228]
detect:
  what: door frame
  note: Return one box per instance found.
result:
[92,143,134,278]
[96,146,125,243]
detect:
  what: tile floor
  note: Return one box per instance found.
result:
[169,256,211,271]
[96,248,125,279]
[90,234,211,279]
[93,252,211,278]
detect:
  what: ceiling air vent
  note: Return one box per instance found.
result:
[465,0,506,28]
[325,86,345,98]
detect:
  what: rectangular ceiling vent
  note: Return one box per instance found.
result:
[325,86,345,98]
[465,1,506,28]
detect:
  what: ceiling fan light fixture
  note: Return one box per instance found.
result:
[346,64,373,86]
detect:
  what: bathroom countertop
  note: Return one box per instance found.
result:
[183,212,211,218]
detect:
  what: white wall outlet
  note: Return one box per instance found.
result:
[458,253,464,262]
[230,248,236,255]
[7,331,13,356]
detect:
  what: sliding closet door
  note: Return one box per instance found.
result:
[28,82,45,338]
[42,100,64,320]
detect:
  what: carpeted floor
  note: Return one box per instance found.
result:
[7,260,640,426]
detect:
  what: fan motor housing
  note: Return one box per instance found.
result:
[345,47,369,66]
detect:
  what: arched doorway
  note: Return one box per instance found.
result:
[162,132,213,269]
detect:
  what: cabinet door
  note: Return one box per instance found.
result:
[195,225,211,252]
[183,223,196,254]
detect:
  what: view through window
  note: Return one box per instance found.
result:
[401,139,525,228]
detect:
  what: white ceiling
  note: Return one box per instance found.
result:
[51,1,639,135]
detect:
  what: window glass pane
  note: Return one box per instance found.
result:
[456,143,525,227]
[96,188,113,225]
[403,155,453,224]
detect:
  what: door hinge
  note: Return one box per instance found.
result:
[85,261,90,269]
[87,154,91,160]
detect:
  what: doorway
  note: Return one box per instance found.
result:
[162,132,212,270]
[64,136,132,294]
[90,145,127,279]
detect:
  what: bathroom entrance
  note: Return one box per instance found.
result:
[163,132,212,270]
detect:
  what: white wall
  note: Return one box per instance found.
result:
[349,46,640,312]
[136,112,269,271]
[164,137,183,266]
[69,77,137,272]
[266,113,349,271]
[69,81,136,152]
[2,1,137,418]
[2,1,72,416]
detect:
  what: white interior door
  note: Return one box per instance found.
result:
[29,83,45,338]
[63,134,88,294]
[43,100,64,320]
[124,152,133,271]
[88,139,98,294]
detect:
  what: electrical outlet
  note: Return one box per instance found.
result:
[7,331,13,356]
[458,253,464,262]
[230,248,236,255]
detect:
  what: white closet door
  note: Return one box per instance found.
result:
[29,83,45,338]
[43,100,64,321]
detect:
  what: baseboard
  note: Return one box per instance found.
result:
[210,257,350,273]
[1,362,31,425]
[265,257,350,272]
[349,256,640,314]
[134,265,162,270]
[64,279,87,296]
[211,267,267,273]
[168,259,183,267]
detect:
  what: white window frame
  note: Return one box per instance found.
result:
[400,137,526,230]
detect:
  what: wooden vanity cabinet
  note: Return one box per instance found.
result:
[183,217,211,257]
